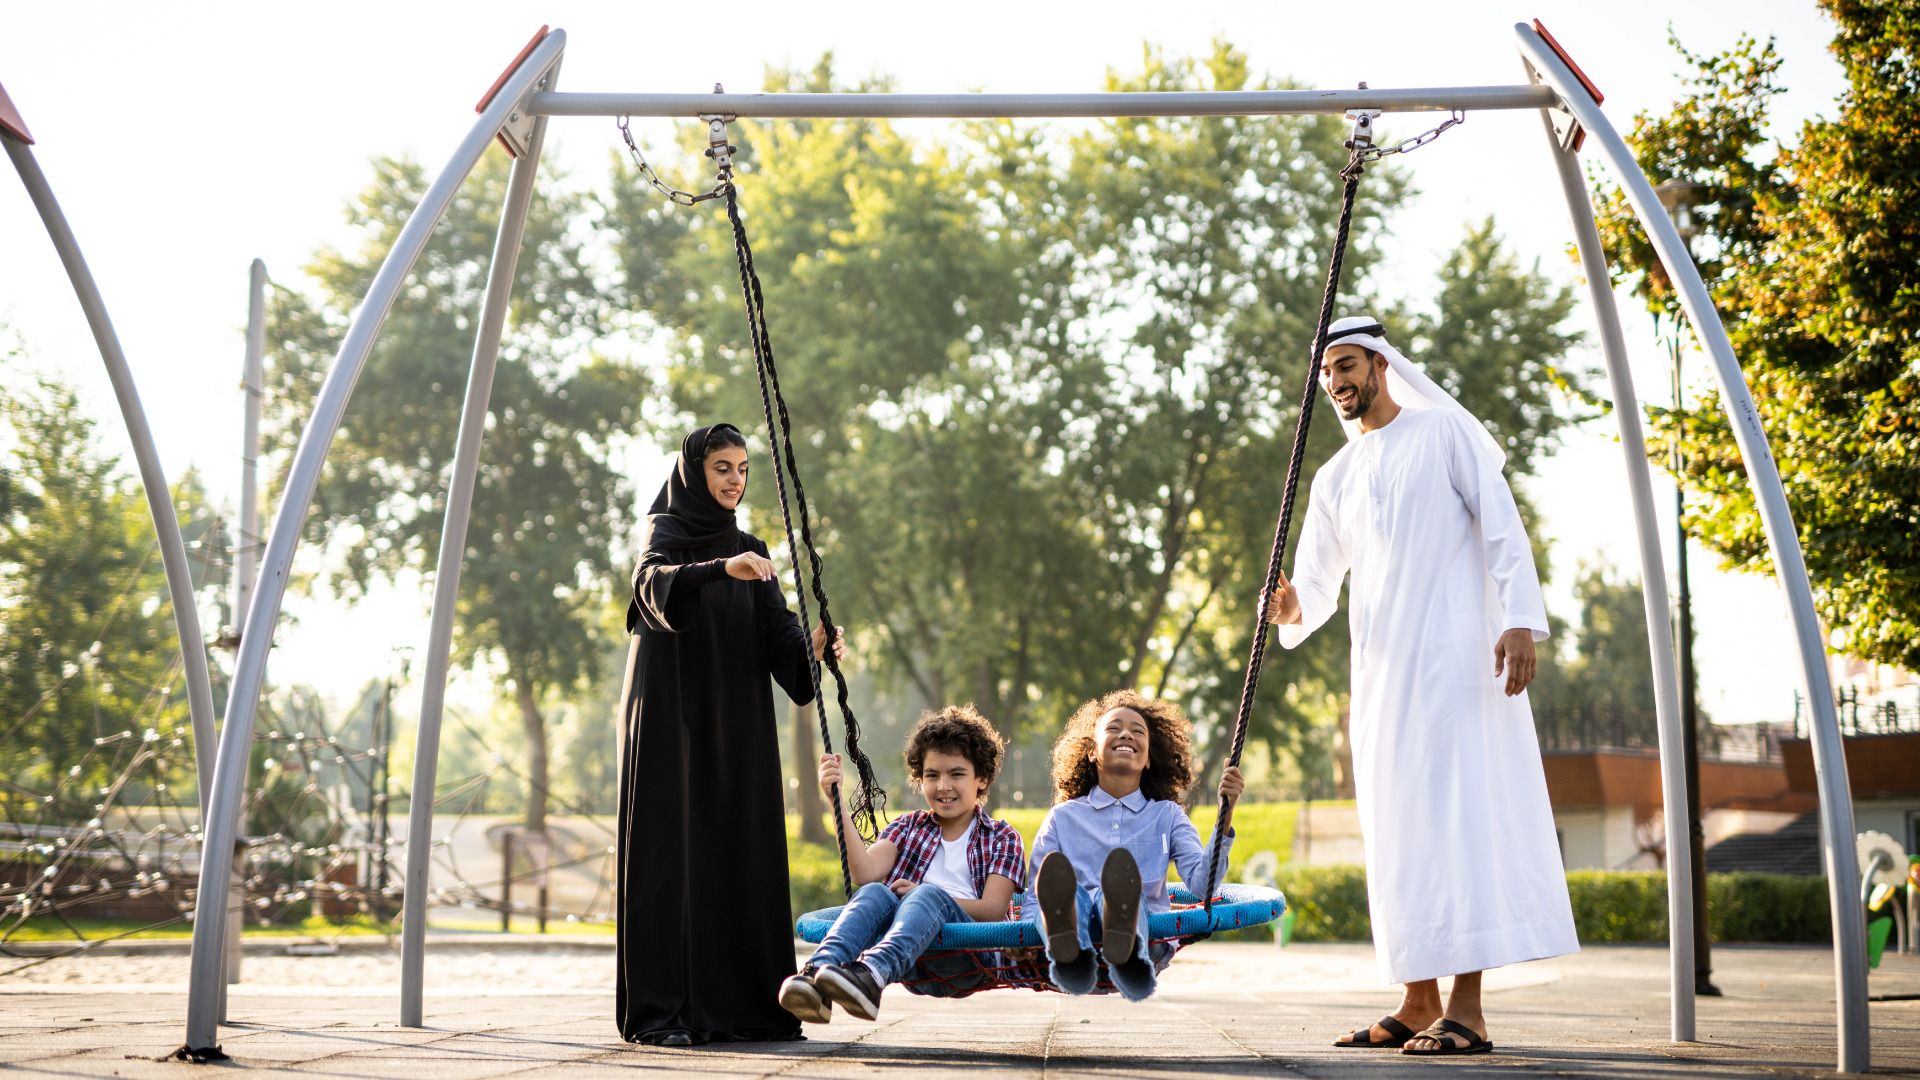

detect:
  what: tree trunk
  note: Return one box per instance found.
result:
[793,699,831,843]
[513,672,549,835]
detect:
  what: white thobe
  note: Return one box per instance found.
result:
[1278,406,1578,984]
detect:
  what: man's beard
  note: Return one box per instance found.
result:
[1335,364,1381,421]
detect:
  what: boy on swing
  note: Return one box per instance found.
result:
[779,705,1026,1023]
[1025,689,1242,1000]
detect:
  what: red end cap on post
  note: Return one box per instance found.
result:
[475,25,551,157]
[1531,20,1603,152]
[1532,19,1605,105]
[0,79,35,144]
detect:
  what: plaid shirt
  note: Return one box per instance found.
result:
[881,807,1027,895]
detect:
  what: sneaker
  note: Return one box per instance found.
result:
[1099,847,1142,965]
[1034,851,1083,966]
[814,962,884,1022]
[777,964,831,1024]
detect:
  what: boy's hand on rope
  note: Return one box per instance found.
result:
[725,551,776,581]
[1262,571,1303,626]
[1218,765,1245,810]
[817,753,843,801]
[811,624,846,662]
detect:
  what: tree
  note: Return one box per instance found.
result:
[610,45,1589,802]
[1594,4,1920,671]
[264,152,648,834]
[0,363,202,818]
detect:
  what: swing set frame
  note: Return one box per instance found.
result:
[0,19,1872,1073]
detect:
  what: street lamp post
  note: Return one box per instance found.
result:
[1654,179,1720,997]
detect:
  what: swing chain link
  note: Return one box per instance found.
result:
[616,112,735,207]
[1353,110,1466,163]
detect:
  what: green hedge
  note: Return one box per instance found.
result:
[789,824,1832,946]
[1263,867,1832,944]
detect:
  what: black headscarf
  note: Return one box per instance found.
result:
[641,424,746,550]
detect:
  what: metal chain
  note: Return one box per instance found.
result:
[616,114,732,206]
[1354,110,1466,162]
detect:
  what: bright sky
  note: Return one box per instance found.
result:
[1,1,1847,725]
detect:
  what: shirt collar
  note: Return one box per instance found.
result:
[1086,786,1148,812]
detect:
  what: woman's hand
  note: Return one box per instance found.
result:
[725,551,776,581]
[890,879,919,898]
[812,624,846,662]
[817,752,842,801]
[1218,765,1245,810]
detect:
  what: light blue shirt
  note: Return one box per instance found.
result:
[1027,787,1234,913]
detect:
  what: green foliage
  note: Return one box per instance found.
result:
[1706,870,1832,942]
[611,46,1588,801]
[1262,867,1831,943]
[1529,563,1708,735]
[1271,864,1372,942]
[1565,868,1675,942]
[1594,5,1920,670]
[0,362,205,815]
[265,153,648,830]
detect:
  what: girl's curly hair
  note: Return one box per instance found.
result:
[1048,688,1196,804]
[904,704,1006,784]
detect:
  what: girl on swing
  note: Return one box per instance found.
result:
[1024,688,1243,1000]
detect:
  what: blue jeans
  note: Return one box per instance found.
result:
[1020,881,1158,1001]
[809,882,981,993]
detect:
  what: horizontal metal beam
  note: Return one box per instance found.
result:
[525,84,1558,120]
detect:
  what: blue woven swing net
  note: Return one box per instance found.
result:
[795,882,1285,997]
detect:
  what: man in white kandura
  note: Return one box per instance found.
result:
[1264,315,1578,1057]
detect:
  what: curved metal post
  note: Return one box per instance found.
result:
[3,134,218,815]
[1536,110,1694,1041]
[236,259,267,637]
[180,29,568,1053]
[399,65,559,1028]
[1516,22,1868,1073]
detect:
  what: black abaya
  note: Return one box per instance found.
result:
[615,435,814,1045]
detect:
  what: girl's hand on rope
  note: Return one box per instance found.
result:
[1218,765,1245,810]
[725,551,776,581]
[1494,628,1538,697]
[1262,572,1303,626]
[817,753,843,801]
[890,879,919,898]
[811,624,846,662]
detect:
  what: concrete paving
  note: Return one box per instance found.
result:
[1,941,1916,1077]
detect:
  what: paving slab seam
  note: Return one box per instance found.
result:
[214,1022,479,1070]
[1163,1001,1313,1078]
[749,1013,917,1080]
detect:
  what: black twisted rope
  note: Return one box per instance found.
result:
[1201,151,1368,913]
[722,182,886,898]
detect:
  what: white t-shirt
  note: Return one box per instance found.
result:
[919,818,978,900]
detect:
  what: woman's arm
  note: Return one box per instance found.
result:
[628,544,729,635]
[818,753,898,885]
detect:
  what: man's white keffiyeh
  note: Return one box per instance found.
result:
[1322,315,1507,468]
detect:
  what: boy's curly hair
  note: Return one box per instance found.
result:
[904,704,1006,785]
[1049,688,1196,803]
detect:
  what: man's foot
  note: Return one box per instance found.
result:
[656,1029,694,1047]
[777,964,831,1024]
[1401,1018,1493,1056]
[814,962,884,1022]
[1034,852,1082,966]
[1332,1014,1419,1049]
[1098,848,1142,965]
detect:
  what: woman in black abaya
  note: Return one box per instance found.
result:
[615,423,843,1046]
